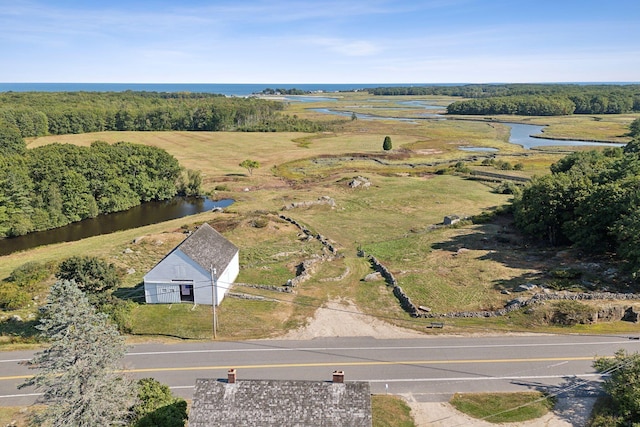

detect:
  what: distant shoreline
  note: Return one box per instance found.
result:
[0,82,432,96]
[3,82,637,96]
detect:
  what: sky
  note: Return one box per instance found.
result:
[1,0,639,84]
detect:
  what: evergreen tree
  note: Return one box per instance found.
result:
[383,136,392,151]
[19,280,136,426]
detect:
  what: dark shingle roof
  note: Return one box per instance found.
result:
[189,378,372,427]
[178,223,238,273]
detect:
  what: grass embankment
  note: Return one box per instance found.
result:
[450,392,555,423]
[372,395,415,427]
[5,93,637,343]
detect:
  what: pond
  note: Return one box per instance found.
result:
[0,197,234,256]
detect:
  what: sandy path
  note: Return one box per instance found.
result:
[273,299,595,426]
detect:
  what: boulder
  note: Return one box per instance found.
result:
[364,272,382,282]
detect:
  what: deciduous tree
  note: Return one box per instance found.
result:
[239,159,260,176]
[593,350,640,424]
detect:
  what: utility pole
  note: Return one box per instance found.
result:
[211,266,217,339]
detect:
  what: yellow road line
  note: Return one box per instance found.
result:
[0,356,598,380]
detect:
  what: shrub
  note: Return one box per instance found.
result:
[252,217,269,228]
[499,161,513,170]
[7,261,55,289]
[0,283,31,310]
[56,256,121,294]
[131,378,188,427]
[99,297,136,334]
[495,182,521,195]
[549,301,593,326]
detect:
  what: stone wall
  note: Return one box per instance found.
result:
[278,214,339,287]
[359,249,640,322]
[360,251,421,317]
[281,196,336,211]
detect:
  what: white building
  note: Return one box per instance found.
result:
[143,223,239,306]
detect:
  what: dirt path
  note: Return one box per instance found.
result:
[273,299,595,426]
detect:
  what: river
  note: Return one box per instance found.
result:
[309,103,626,150]
[0,197,233,256]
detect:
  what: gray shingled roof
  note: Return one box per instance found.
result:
[189,378,372,427]
[178,223,238,274]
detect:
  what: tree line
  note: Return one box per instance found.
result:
[0,91,327,137]
[513,131,640,277]
[0,141,185,238]
[366,84,640,116]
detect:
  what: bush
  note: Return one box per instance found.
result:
[454,161,471,173]
[7,261,55,289]
[252,217,269,228]
[499,161,513,170]
[495,182,521,195]
[549,301,593,326]
[0,283,31,310]
[99,298,136,334]
[56,256,121,294]
[131,378,188,427]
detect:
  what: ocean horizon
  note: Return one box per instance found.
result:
[1,82,635,97]
[0,83,442,96]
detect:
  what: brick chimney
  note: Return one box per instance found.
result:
[228,368,236,384]
[332,370,344,383]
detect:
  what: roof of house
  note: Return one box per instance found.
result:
[189,377,372,427]
[176,223,238,274]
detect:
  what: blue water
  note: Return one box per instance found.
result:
[506,123,625,150]
[0,83,434,96]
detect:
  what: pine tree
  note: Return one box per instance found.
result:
[383,136,392,151]
[20,280,136,426]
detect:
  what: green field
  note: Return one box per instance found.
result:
[2,93,639,344]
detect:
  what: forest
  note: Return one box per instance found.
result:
[367,84,640,116]
[514,129,640,276]
[0,91,326,138]
[0,141,184,238]
[0,91,333,240]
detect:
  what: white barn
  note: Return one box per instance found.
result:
[143,223,239,306]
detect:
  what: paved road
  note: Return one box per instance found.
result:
[2,334,638,405]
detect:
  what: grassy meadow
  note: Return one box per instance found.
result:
[3,93,639,343]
